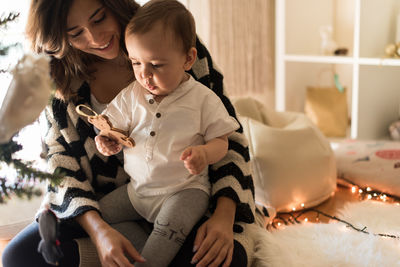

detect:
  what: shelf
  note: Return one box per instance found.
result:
[358,57,400,67]
[275,0,400,140]
[284,55,353,64]
[284,55,400,67]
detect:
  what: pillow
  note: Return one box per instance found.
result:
[232,97,337,212]
[331,139,400,197]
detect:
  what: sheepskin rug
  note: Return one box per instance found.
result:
[252,201,400,266]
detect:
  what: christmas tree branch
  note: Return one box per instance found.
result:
[0,12,59,204]
[0,12,20,27]
[0,140,63,204]
[1,12,22,73]
[0,177,43,204]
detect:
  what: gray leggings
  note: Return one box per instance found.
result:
[99,185,209,267]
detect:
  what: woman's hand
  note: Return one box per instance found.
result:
[76,210,145,267]
[191,197,236,267]
[93,224,145,267]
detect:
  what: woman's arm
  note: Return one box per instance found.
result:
[190,37,255,222]
[191,197,236,267]
[188,37,256,266]
[44,97,144,266]
[40,100,100,220]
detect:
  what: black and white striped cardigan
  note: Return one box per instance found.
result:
[41,38,256,229]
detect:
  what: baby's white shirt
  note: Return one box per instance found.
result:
[103,75,239,197]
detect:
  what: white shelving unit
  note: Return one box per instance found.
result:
[275,0,400,139]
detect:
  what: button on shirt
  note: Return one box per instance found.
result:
[103,75,240,196]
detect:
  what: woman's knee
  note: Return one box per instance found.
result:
[2,223,41,267]
[2,221,81,267]
[2,240,22,267]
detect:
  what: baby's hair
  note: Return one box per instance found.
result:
[126,0,196,53]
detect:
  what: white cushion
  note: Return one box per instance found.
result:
[233,97,337,212]
[331,139,400,197]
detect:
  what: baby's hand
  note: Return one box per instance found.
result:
[95,135,122,156]
[180,146,208,175]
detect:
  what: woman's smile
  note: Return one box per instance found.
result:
[93,35,114,52]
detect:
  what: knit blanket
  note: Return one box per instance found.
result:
[252,201,400,266]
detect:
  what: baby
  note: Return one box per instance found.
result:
[95,0,239,265]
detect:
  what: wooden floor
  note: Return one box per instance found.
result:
[0,240,8,267]
[0,184,359,266]
[267,183,360,228]
[310,184,360,221]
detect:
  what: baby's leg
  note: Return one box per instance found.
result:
[99,184,142,223]
[136,188,209,267]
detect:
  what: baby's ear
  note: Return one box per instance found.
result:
[183,47,197,71]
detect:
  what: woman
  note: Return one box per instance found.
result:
[2,0,256,266]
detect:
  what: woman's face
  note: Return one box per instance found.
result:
[66,0,121,59]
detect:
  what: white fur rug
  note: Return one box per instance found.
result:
[252,201,400,267]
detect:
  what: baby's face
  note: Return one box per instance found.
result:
[126,23,191,97]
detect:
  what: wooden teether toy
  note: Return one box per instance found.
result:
[76,104,135,148]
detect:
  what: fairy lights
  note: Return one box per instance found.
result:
[268,206,400,239]
[344,177,400,203]
[267,179,400,240]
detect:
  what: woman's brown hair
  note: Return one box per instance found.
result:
[26,0,140,100]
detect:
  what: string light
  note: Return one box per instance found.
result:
[341,177,400,204]
[267,207,400,240]
[267,179,400,240]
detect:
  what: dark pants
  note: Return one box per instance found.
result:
[2,217,247,267]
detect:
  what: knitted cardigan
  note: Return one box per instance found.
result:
[41,38,258,265]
